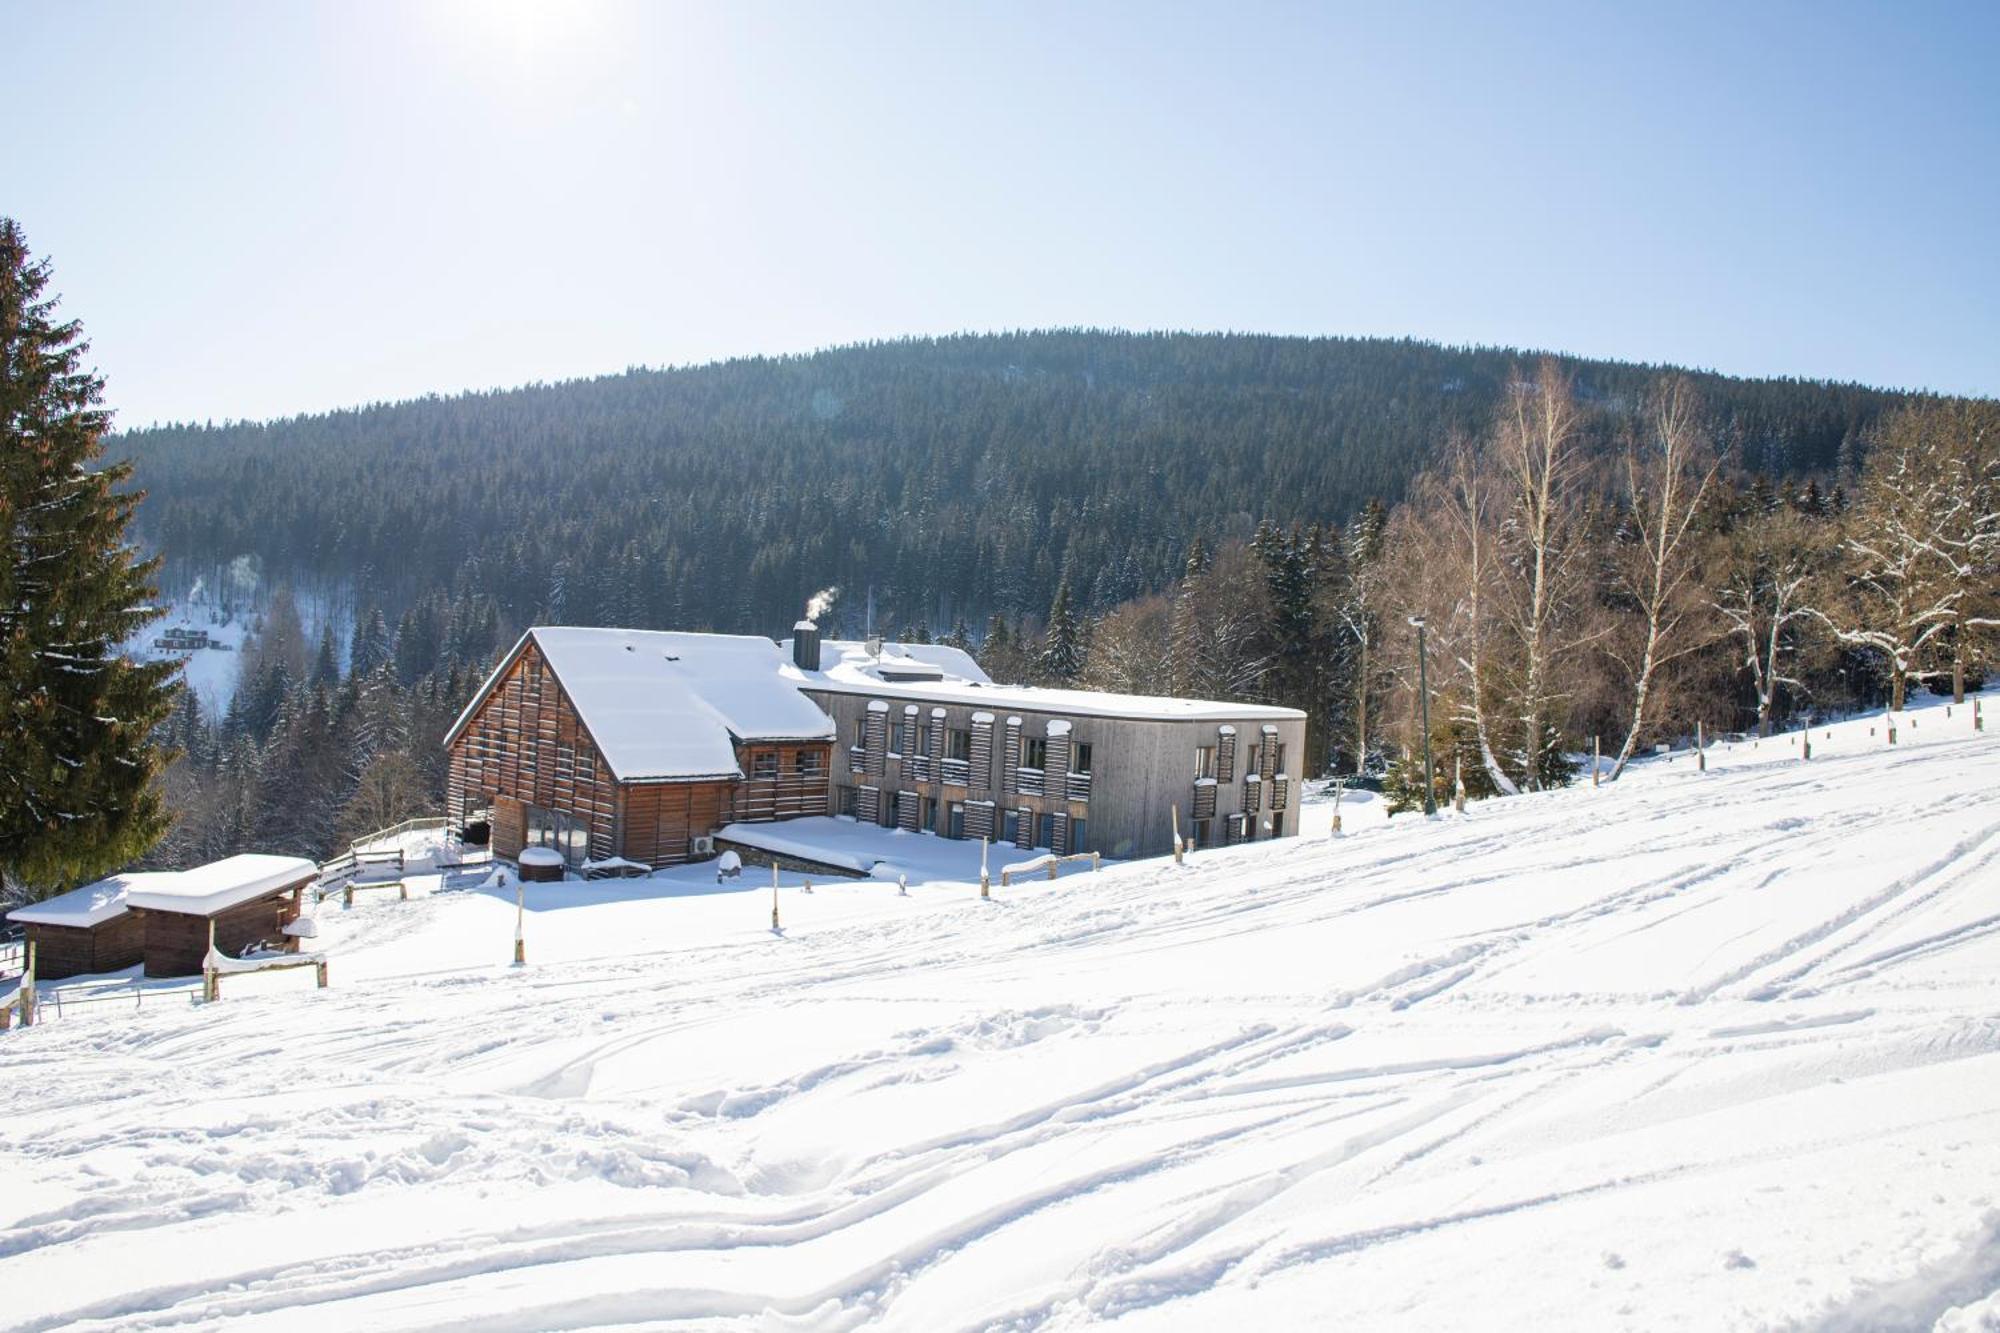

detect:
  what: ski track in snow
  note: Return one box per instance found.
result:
[4,705,2000,1330]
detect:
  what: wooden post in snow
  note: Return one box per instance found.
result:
[1888,712,1898,745]
[513,870,526,966]
[203,921,218,1003]
[1976,697,1984,732]
[980,837,991,899]
[19,941,35,1027]
[771,862,781,931]
[1453,753,1466,814]
[1801,728,1811,760]
[1171,805,1184,865]
[1592,735,1600,788]
[1697,720,1706,772]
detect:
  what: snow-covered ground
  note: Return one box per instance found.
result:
[4,694,1998,1331]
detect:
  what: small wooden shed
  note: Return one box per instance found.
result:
[5,873,168,980]
[6,854,318,981]
[125,855,317,978]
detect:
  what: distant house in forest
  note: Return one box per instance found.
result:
[446,624,1305,870]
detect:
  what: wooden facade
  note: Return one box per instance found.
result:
[19,912,144,981]
[448,641,620,864]
[448,638,831,870]
[138,885,307,979]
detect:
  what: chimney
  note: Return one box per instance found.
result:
[792,620,821,672]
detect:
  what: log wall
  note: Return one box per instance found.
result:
[447,640,619,863]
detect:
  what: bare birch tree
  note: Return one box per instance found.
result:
[1716,509,1822,736]
[1491,361,1601,788]
[1605,379,1725,778]
[1390,434,1520,794]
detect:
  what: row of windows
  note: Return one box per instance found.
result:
[1193,740,1285,780]
[857,718,1096,774]
[747,749,825,781]
[837,785,1088,851]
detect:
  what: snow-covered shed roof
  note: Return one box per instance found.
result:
[784,638,1305,723]
[446,628,837,783]
[125,854,318,917]
[6,872,179,929]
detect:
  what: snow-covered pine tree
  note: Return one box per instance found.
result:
[1038,574,1085,683]
[349,606,392,678]
[0,218,179,899]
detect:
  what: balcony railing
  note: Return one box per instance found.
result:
[907,753,935,783]
[1065,771,1092,803]
[1015,766,1045,797]
[1192,780,1216,819]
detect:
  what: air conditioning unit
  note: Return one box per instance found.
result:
[692,835,715,856]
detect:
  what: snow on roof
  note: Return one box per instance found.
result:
[789,638,1305,723]
[125,855,317,917]
[451,628,836,783]
[7,872,179,929]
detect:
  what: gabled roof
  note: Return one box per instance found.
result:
[446,627,836,784]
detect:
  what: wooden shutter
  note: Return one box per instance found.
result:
[1217,726,1236,783]
[970,715,994,790]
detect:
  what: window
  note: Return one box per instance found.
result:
[921,795,937,833]
[796,749,824,777]
[916,723,932,756]
[1003,809,1021,844]
[1246,742,1262,774]
[751,751,778,781]
[1023,737,1048,770]
[1195,745,1216,779]
[1073,742,1093,773]
[947,728,971,761]
[839,786,857,817]
[948,801,966,839]
[1036,812,1054,848]
[853,718,867,747]
[1273,743,1286,773]
[525,805,588,867]
[1191,818,1211,849]
[1070,817,1087,852]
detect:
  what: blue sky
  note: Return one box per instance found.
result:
[6,0,1997,427]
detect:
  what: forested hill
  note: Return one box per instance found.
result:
[117,330,1902,637]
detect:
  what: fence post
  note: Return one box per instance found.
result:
[980,837,991,899]
[204,921,219,1003]
[19,941,34,1027]
[1046,859,1058,882]
[1592,735,1600,788]
[1976,698,1984,732]
[1697,720,1706,772]
[1801,729,1811,760]
[316,960,329,989]
[514,872,526,966]
[771,862,781,931]
[1453,753,1466,814]
[1091,851,1101,873]
[1888,712,1897,745]
[1171,804,1184,865]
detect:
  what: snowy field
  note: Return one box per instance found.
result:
[3,695,1998,1331]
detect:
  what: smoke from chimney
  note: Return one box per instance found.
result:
[804,586,839,624]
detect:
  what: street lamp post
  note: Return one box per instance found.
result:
[1409,615,1436,816]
